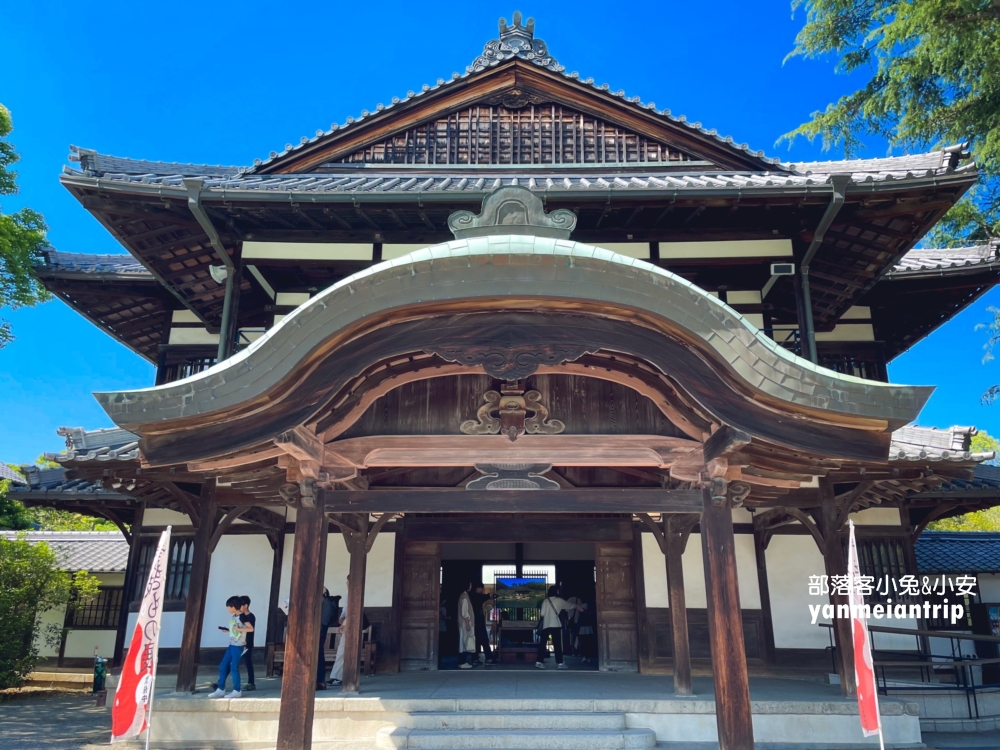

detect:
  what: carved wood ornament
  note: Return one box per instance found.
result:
[461,380,564,441]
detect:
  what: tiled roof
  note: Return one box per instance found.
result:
[44,426,140,463]
[0,531,128,572]
[61,152,972,200]
[69,145,240,178]
[37,249,150,279]
[11,464,121,496]
[916,531,1000,574]
[889,242,1000,277]
[0,462,27,485]
[889,425,995,463]
[244,15,785,173]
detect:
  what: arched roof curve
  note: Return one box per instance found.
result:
[95,236,932,466]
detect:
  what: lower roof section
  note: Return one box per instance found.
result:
[91,236,931,466]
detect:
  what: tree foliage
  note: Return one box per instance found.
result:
[0,104,50,348]
[927,431,1000,530]
[782,0,1000,246]
[0,535,99,688]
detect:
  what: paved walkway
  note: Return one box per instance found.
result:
[0,692,110,750]
[3,674,997,748]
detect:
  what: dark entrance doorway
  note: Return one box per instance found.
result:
[438,542,598,670]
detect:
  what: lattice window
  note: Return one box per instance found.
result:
[335,105,693,165]
[68,587,123,629]
[854,536,912,604]
[131,536,196,603]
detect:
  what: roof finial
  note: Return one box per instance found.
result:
[470,13,562,74]
[448,186,577,240]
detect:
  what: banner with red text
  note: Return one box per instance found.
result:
[847,520,883,742]
[111,527,170,743]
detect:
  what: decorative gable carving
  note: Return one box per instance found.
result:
[329,102,700,166]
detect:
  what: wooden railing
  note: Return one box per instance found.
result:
[155,345,218,385]
[817,341,888,382]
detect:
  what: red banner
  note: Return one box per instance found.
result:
[847,520,883,744]
[111,527,170,743]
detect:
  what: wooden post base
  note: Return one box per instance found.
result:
[276,503,329,750]
[701,489,754,750]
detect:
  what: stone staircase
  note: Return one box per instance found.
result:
[376,710,657,749]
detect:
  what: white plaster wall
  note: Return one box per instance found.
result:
[979,573,1000,602]
[848,508,901,526]
[200,535,275,649]
[641,532,760,610]
[278,532,395,612]
[35,606,66,657]
[65,629,117,659]
[143,509,191,526]
[126,610,186,649]
[765,534,830,649]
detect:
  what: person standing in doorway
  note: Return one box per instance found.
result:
[316,588,339,690]
[239,596,256,691]
[457,582,476,669]
[535,586,582,670]
[470,583,496,665]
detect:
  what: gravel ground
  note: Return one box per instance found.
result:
[0,691,111,749]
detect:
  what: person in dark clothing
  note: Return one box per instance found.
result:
[470,584,496,665]
[316,589,341,689]
[239,596,257,691]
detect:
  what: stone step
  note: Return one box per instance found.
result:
[408,711,627,731]
[377,727,658,750]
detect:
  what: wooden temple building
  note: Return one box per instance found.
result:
[17,13,1000,750]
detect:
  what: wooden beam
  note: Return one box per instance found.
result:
[703,425,751,463]
[320,488,705,514]
[209,507,250,552]
[276,502,329,750]
[753,530,777,667]
[162,481,200,525]
[666,514,698,695]
[783,508,825,548]
[819,478,856,697]
[325,434,699,468]
[114,501,145,667]
[700,489,754,749]
[176,479,217,693]
[275,426,324,464]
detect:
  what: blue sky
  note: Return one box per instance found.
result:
[2,0,998,466]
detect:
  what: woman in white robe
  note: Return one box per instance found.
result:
[457,582,476,668]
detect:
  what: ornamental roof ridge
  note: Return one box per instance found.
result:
[469,12,562,73]
[244,14,786,174]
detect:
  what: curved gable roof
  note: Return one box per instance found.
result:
[94,236,931,466]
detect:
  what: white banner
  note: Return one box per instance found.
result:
[111,526,171,743]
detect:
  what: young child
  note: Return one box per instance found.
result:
[239,595,256,691]
[208,596,253,699]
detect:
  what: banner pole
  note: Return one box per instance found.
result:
[143,525,170,750]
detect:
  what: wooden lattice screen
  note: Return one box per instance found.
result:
[334,104,696,165]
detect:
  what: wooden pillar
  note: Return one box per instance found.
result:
[340,518,368,693]
[265,530,286,647]
[819,478,856,696]
[664,516,693,695]
[701,488,754,750]
[753,529,777,667]
[276,502,329,750]
[175,480,217,693]
[114,501,145,667]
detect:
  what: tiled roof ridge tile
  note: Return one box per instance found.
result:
[889,424,995,463]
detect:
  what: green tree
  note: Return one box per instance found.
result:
[0,459,119,532]
[781,0,1000,246]
[927,430,1000,530]
[0,535,99,688]
[0,104,50,348]
[0,479,32,530]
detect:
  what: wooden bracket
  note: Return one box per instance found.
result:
[785,507,825,548]
[835,480,875,529]
[274,426,324,464]
[703,425,751,463]
[209,506,250,552]
[637,513,667,554]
